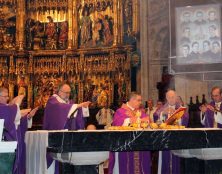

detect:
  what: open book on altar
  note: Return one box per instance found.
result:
[165,107,187,125]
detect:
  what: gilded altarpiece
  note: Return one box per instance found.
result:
[0,0,139,112]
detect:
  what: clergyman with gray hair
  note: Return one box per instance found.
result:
[0,87,38,174]
[43,83,91,173]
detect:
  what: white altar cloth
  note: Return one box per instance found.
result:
[25,130,109,174]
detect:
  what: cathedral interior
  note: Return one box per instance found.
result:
[2,0,221,128]
[0,0,142,127]
[1,0,222,174]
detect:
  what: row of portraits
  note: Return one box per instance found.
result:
[176,4,221,65]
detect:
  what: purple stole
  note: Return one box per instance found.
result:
[108,104,151,174]
[204,101,222,128]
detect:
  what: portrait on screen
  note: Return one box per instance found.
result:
[176,4,221,65]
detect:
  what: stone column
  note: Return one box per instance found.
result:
[140,0,149,101]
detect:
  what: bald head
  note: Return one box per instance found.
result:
[60,84,71,91]
[166,90,177,106]
[57,83,71,102]
[0,87,8,95]
[0,87,9,104]
[86,124,97,130]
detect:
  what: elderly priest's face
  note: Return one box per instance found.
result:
[166,90,177,106]
[0,88,9,104]
[58,84,71,102]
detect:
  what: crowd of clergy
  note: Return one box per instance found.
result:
[0,83,222,174]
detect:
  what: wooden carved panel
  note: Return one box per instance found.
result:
[78,0,114,48]
[0,2,16,50]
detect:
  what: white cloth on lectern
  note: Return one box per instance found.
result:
[158,151,162,174]
[47,161,55,174]
[113,152,119,174]
[25,131,49,174]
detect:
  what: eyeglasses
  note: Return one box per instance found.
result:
[0,95,9,98]
[212,94,220,98]
[59,90,71,95]
[136,99,142,102]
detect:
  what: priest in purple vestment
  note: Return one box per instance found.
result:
[0,87,38,174]
[108,92,151,174]
[200,86,222,128]
[153,90,189,174]
[43,83,91,173]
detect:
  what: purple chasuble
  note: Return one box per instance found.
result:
[43,96,85,130]
[154,103,189,174]
[203,101,222,128]
[0,103,28,174]
[0,103,17,141]
[16,116,28,174]
[108,104,151,174]
[43,95,85,174]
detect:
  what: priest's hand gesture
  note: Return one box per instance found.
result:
[199,104,207,113]
[10,95,25,106]
[78,101,91,108]
[27,107,39,119]
[21,108,31,117]
[162,107,175,115]
[206,105,215,112]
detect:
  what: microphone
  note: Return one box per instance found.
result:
[70,109,78,119]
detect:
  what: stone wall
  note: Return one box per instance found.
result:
[140,0,169,101]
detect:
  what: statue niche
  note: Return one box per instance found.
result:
[78,3,114,48]
[25,19,45,50]
[58,21,68,49]
[79,6,92,47]
[0,5,16,50]
[25,16,68,50]
[45,16,58,50]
